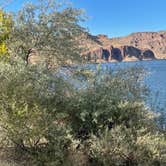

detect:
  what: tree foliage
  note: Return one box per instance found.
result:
[8,0,86,67]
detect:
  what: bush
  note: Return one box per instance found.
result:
[88,108,166,166]
[0,60,73,165]
[65,67,166,166]
[0,61,166,165]
[1,1,165,166]
[0,10,12,60]
[66,67,149,140]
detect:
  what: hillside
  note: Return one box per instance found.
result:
[84,31,166,62]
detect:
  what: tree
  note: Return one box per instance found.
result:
[0,9,11,59]
[8,0,87,67]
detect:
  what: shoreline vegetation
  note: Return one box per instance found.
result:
[0,0,166,166]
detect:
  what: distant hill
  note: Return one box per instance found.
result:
[83,31,166,62]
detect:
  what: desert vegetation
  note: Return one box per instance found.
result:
[0,0,166,166]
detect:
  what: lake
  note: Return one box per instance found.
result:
[60,59,166,110]
[91,59,166,109]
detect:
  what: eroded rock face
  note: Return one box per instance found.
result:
[142,49,156,59]
[84,31,166,62]
[89,47,103,62]
[124,46,142,60]
[88,45,156,62]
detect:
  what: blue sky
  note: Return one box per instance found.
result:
[4,0,166,38]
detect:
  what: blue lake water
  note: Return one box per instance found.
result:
[60,59,166,109]
[91,60,166,109]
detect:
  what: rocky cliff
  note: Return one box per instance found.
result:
[84,31,166,62]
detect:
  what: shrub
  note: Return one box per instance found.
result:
[88,106,166,166]
[0,61,166,165]
[0,10,12,60]
[0,60,72,165]
[64,67,166,166]
[66,67,149,140]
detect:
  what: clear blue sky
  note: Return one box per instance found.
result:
[4,0,166,38]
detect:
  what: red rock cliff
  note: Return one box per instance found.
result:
[84,31,166,62]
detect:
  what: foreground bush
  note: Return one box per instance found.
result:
[66,68,166,166]
[0,61,166,165]
[89,125,166,166]
[0,60,73,165]
[67,68,148,139]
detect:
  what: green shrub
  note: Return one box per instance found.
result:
[88,107,166,166]
[0,60,72,165]
[0,61,166,166]
[65,67,166,166]
[66,67,149,140]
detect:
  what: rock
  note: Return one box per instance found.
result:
[90,47,103,62]
[26,48,41,65]
[83,30,166,62]
[85,45,156,62]
[102,49,110,61]
[124,46,142,60]
[111,47,123,61]
[142,49,155,59]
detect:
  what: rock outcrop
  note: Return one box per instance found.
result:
[84,31,166,62]
[86,45,156,62]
